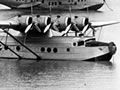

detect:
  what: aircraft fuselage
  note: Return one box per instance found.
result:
[0,0,104,10]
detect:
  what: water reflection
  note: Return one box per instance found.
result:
[12,60,114,88]
[0,58,118,89]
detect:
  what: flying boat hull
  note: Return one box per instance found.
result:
[0,32,116,61]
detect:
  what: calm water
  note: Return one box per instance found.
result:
[0,0,120,90]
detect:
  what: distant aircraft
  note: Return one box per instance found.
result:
[0,0,105,11]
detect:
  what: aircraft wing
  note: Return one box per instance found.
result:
[17,2,41,8]
[91,21,120,28]
[0,19,18,28]
[0,15,33,33]
[77,2,104,10]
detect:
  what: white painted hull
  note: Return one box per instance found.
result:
[0,46,110,60]
[0,35,116,61]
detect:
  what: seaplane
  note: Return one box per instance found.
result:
[0,0,105,11]
[0,14,118,61]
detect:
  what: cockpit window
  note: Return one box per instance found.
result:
[78,41,84,46]
[73,41,84,46]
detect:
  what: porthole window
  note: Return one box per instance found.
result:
[41,47,45,52]
[16,46,21,51]
[53,48,58,53]
[78,41,84,46]
[47,48,51,53]
[55,2,57,5]
[66,48,70,52]
[4,46,8,50]
[59,2,62,5]
[74,2,77,5]
[52,2,54,5]
[73,42,76,46]
[48,2,51,5]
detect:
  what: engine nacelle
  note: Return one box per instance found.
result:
[17,15,33,26]
[72,16,89,31]
[52,16,71,31]
[34,15,51,29]
[12,15,33,32]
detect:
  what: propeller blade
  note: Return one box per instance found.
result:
[64,24,72,33]
[44,23,52,33]
[47,29,53,37]
[82,24,89,34]
[72,24,79,32]
[34,23,41,33]
[62,24,72,36]
[25,23,33,33]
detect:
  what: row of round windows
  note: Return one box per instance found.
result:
[15,46,58,53]
[0,45,58,53]
[41,47,58,53]
[40,47,70,53]
[0,45,71,53]
[17,46,71,53]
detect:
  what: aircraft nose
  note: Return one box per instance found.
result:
[108,42,117,55]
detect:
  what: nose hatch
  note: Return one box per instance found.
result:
[108,42,117,55]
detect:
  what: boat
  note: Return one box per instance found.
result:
[0,29,116,61]
[0,14,118,61]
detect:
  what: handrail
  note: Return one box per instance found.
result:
[0,41,22,59]
[2,29,42,60]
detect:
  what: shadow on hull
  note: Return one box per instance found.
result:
[0,52,113,62]
[85,53,112,62]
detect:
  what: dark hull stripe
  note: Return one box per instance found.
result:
[85,53,112,61]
